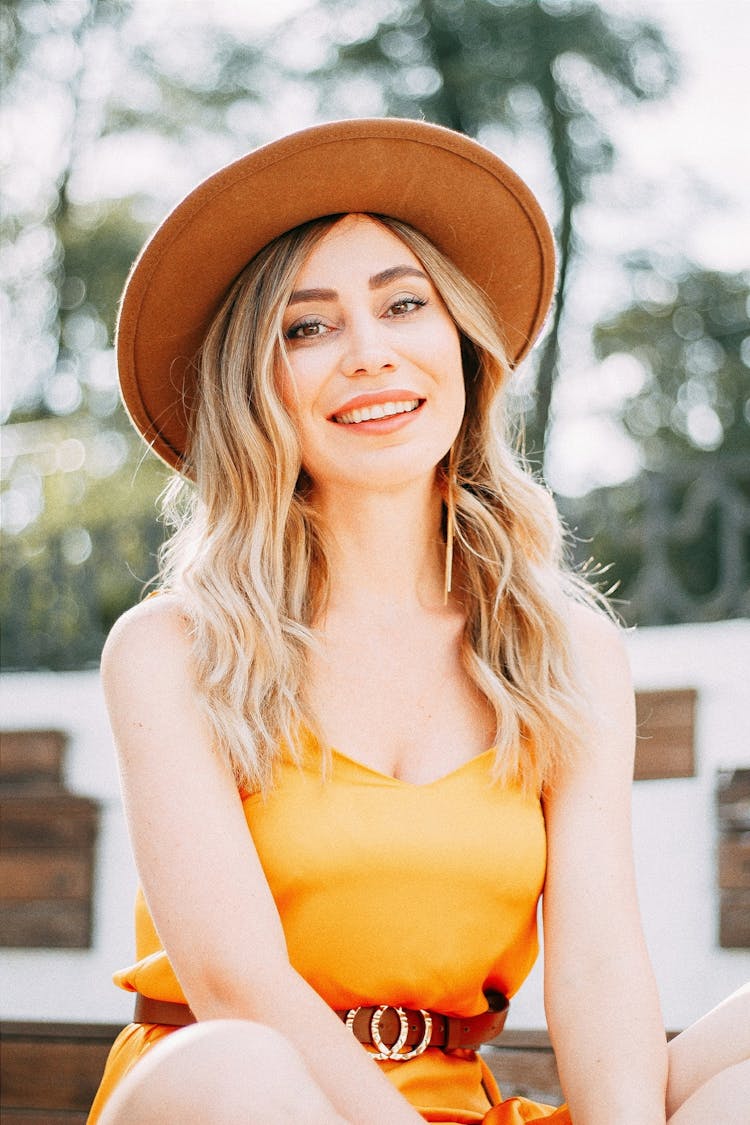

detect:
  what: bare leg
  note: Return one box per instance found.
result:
[666,983,750,1123]
[98,1019,350,1125]
[667,1060,750,1124]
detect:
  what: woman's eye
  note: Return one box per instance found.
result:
[386,296,427,318]
[285,317,329,340]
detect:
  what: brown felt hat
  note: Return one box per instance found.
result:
[117,117,556,471]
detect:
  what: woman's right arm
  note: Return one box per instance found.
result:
[101,596,422,1125]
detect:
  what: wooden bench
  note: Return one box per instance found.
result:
[1,1021,120,1124]
[0,1020,565,1120]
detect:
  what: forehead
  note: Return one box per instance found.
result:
[293,214,425,283]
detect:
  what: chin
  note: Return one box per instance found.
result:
[310,451,447,495]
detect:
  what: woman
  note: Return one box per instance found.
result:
[89,119,748,1124]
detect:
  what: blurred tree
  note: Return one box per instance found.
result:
[595,260,749,463]
[305,0,678,452]
[562,261,750,622]
[1,0,271,668]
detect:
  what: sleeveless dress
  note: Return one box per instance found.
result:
[88,730,571,1123]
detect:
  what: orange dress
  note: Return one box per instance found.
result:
[88,732,570,1123]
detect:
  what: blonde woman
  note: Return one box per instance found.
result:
[89,120,748,1125]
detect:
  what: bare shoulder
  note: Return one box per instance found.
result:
[563,599,632,690]
[556,599,635,784]
[100,593,197,712]
[102,593,191,673]
[564,598,625,650]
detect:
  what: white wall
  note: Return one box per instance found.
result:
[2,620,749,1028]
[510,619,750,1032]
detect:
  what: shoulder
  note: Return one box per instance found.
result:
[563,599,632,691]
[101,593,194,697]
[553,599,635,787]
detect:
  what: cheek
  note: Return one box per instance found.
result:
[442,331,466,409]
[275,354,302,416]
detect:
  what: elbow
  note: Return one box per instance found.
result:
[183,946,295,1022]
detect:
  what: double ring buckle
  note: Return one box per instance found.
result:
[345,1005,433,1061]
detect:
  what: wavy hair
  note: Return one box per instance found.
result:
[158,213,610,794]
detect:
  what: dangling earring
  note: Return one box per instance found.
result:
[444,445,456,605]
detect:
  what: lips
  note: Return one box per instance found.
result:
[333,398,421,425]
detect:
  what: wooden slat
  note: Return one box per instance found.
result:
[1,1111,88,1124]
[1,1037,113,1112]
[634,689,696,780]
[0,1024,120,1118]
[0,731,66,787]
[716,770,750,949]
[0,899,92,948]
[719,836,750,890]
[1,1022,122,1038]
[0,851,93,901]
[717,769,750,831]
[1,795,98,850]
[720,890,750,949]
[0,743,99,948]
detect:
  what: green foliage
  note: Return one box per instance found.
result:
[1,419,171,669]
[594,261,749,463]
[562,263,750,623]
[1,0,271,670]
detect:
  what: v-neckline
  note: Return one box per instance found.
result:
[325,742,496,789]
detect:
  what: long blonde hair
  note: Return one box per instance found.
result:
[159,213,607,793]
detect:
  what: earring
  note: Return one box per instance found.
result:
[444,445,456,605]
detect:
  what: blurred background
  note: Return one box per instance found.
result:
[1,0,749,1101]
[2,0,748,666]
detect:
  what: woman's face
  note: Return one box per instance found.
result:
[279,214,465,494]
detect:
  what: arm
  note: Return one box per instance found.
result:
[542,606,668,1124]
[101,596,422,1125]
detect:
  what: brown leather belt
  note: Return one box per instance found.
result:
[134,990,509,1056]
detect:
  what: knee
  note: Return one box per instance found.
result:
[100,1019,330,1125]
[668,1059,750,1123]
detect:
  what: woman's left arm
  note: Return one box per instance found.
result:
[542,605,668,1125]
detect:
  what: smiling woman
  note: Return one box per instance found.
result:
[88,119,749,1125]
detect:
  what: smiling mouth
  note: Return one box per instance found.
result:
[333,399,422,425]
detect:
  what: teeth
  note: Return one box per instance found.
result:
[335,399,420,425]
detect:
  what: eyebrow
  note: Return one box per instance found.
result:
[287,265,429,307]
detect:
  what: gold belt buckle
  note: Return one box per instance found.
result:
[346,1004,433,1061]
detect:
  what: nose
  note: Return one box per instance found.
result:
[340,313,397,378]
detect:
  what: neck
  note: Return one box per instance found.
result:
[312,475,447,617]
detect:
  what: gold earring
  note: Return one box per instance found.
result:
[444,445,456,605]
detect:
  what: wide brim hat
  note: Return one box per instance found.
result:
[117,117,556,472]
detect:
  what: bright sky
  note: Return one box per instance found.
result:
[605,0,750,272]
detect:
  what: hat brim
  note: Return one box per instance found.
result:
[117,117,556,472]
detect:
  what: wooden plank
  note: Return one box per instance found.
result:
[0,899,92,948]
[1,1112,88,1124]
[719,836,750,890]
[1,1022,122,1040]
[719,890,750,949]
[0,731,66,787]
[633,689,696,780]
[1,796,98,850]
[0,851,93,901]
[718,769,750,804]
[1,1037,112,1111]
[717,769,750,831]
